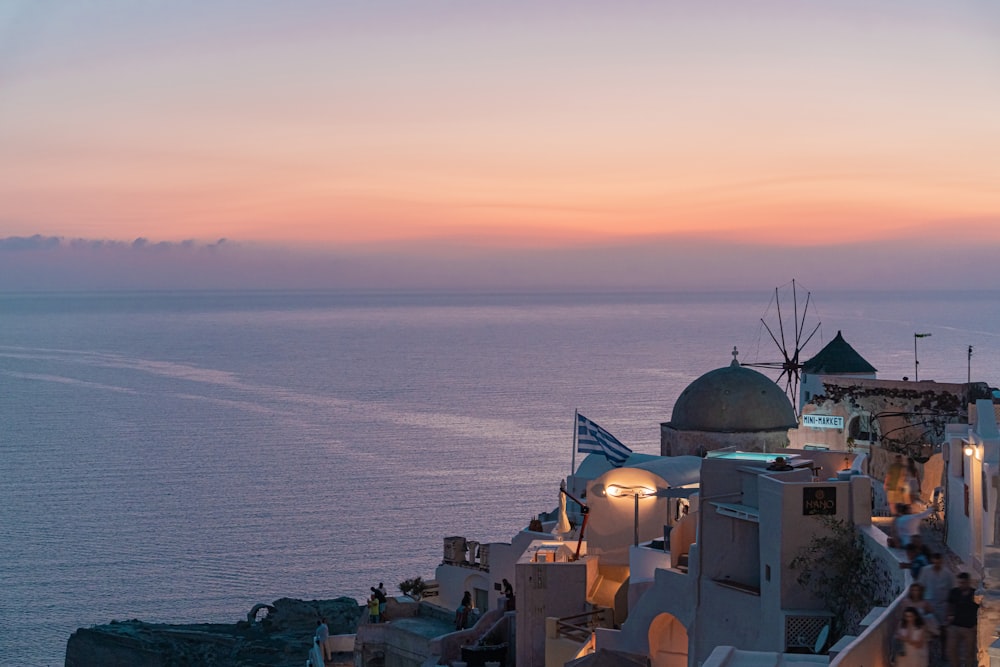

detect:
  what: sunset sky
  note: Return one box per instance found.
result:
[2,1,999,289]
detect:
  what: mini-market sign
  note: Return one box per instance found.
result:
[802,414,844,429]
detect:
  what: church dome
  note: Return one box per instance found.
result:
[669,352,797,433]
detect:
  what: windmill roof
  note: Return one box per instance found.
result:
[802,330,877,375]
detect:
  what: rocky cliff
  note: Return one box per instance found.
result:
[65,596,362,667]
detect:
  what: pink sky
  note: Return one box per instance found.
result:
[1,1,999,288]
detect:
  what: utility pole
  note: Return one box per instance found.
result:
[914,333,932,381]
[969,345,973,383]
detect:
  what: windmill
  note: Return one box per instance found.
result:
[743,279,822,418]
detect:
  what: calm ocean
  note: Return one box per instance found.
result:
[2,289,998,665]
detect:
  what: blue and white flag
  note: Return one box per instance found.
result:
[576,413,632,467]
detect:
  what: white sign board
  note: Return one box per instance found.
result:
[802,414,844,430]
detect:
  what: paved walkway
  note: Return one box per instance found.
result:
[873,512,953,667]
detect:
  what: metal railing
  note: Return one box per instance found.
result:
[555,608,614,642]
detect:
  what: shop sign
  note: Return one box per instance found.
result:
[803,487,837,516]
[802,414,844,429]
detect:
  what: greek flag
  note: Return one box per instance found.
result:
[577,413,632,467]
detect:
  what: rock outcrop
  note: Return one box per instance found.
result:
[65,596,362,667]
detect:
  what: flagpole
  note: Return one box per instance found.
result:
[571,409,578,478]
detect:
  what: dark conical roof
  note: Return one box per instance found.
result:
[802,330,877,374]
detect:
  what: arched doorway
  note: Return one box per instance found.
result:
[648,613,688,667]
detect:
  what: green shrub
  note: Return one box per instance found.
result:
[399,577,428,601]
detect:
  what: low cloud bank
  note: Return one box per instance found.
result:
[0,233,995,292]
[0,234,230,252]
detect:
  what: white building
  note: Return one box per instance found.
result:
[943,399,1000,574]
[356,339,1000,667]
[585,450,885,667]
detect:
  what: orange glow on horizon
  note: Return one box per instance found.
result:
[1,2,999,254]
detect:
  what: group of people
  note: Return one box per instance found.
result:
[883,452,982,666]
[885,454,925,511]
[307,582,390,664]
[895,566,981,667]
[368,582,388,623]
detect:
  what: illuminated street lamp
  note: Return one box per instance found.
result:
[914,333,932,381]
[605,484,657,546]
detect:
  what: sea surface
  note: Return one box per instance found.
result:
[2,288,999,666]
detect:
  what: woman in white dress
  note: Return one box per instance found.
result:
[906,582,944,664]
[895,606,929,667]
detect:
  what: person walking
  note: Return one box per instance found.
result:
[885,454,908,513]
[892,503,936,549]
[907,458,923,508]
[918,553,954,654]
[947,572,981,667]
[902,544,929,579]
[895,606,929,667]
[906,582,942,663]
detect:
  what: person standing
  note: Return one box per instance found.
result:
[895,606,929,667]
[371,586,387,623]
[947,572,981,667]
[502,578,515,611]
[315,618,330,662]
[368,594,380,624]
[455,591,472,630]
[378,582,388,621]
